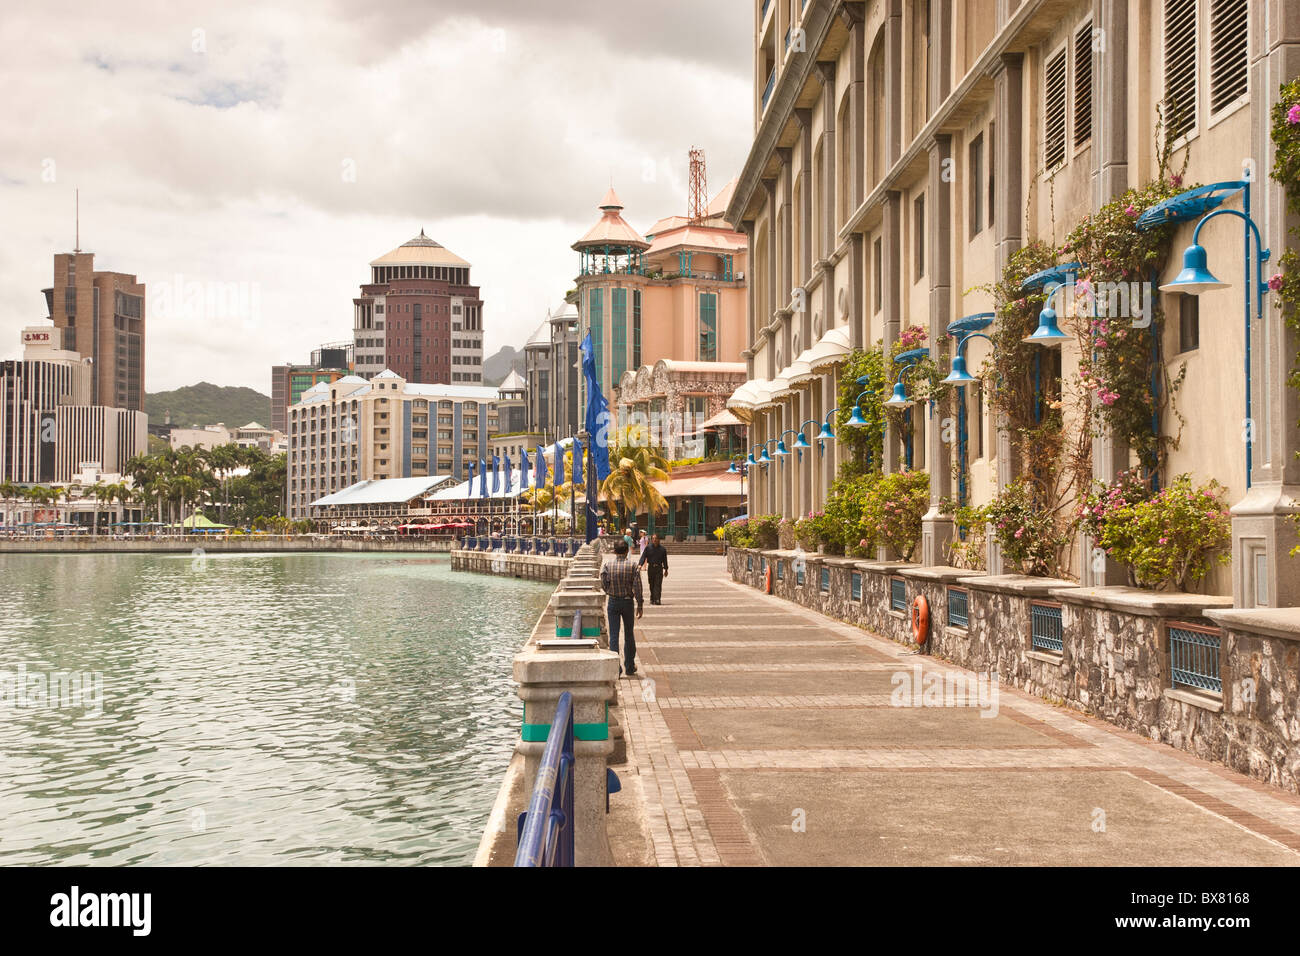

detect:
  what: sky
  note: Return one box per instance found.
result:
[0,0,753,394]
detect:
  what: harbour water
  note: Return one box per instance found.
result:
[0,552,553,865]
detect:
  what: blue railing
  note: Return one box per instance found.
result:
[851,572,862,601]
[948,587,969,629]
[890,577,906,612]
[1169,624,1222,694]
[515,691,575,867]
[1030,602,1064,653]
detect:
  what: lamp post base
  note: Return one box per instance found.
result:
[1230,482,1300,608]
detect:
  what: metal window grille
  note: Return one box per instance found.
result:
[890,577,906,612]
[747,554,752,572]
[819,568,830,593]
[1030,602,1064,653]
[851,572,862,602]
[948,587,969,629]
[1169,623,1223,694]
[796,566,805,586]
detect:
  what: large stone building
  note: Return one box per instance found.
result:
[523,299,581,440]
[41,250,146,411]
[0,327,146,483]
[727,0,1298,607]
[286,371,499,519]
[351,231,484,385]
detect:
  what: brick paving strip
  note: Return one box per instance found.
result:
[609,555,1300,866]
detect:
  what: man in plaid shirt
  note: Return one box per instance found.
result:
[600,540,644,676]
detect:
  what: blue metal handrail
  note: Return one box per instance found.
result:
[515,691,576,867]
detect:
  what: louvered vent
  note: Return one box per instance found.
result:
[1210,0,1248,113]
[1075,22,1093,146]
[1044,47,1068,168]
[1164,0,1198,140]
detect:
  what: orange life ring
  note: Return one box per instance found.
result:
[911,595,929,645]
[765,564,773,593]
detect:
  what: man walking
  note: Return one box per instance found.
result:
[600,540,643,676]
[638,533,669,605]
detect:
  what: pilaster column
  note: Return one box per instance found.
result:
[986,51,1024,574]
[884,0,903,169]
[881,191,903,474]
[922,134,954,566]
[1081,0,1130,586]
[1232,6,1300,606]
[743,219,757,380]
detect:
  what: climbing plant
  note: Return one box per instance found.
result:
[1268,78,1300,552]
[835,346,887,469]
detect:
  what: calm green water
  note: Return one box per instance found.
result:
[0,552,553,866]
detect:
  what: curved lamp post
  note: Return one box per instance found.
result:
[943,313,996,507]
[876,349,930,468]
[1153,179,1270,489]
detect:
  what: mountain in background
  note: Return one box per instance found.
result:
[482,346,523,387]
[145,382,272,429]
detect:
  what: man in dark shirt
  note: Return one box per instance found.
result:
[600,540,644,676]
[638,533,669,605]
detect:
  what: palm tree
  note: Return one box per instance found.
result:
[89,481,110,538]
[599,442,671,528]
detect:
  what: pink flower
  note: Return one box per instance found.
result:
[1099,389,1119,406]
[1269,273,1285,292]
[1159,537,1168,545]
[1124,204,1137,217]
[1171,173,1183,187]
[1288,103,1300,125]
[1014,528,1024,539]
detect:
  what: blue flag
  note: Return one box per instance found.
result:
[520,447,530,479]
[479,458,488,498]
[580,333,611,482]
[573,437,584,487]
[535,445,547,488]
[466,460,476,490]
[553,441,563,487]
[491,456,500,494]
[504,455,513,495]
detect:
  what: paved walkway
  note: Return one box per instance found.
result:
[608,554,1300,866]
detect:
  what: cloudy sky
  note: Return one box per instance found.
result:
[0,0,752,393]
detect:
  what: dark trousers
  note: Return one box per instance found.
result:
[607,596,636,672]
[646,564,665,603]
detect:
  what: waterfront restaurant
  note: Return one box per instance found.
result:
[424,461,579,537]
[308,475,457,533]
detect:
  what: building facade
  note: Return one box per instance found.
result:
[352,231,484,385]
[615,359,748,461]
[286,370,498,519]
[523,300,581,440]
[573,184,749,408]
[1,328,145,483]
[727,0,1299,607]
[42,251,146,411]
[271,363,350,434]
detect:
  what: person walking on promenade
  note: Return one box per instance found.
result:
[638,533,668,605]
[600,539,643,676]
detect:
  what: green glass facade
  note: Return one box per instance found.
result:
[699,292,717,361]
[611,288,628,383]
[588,288,603,385]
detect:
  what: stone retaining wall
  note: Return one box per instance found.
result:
[729,547,1300,794]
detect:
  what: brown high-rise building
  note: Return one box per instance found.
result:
[352,231,484,385]
[42,252,146,411]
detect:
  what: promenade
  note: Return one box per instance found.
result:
[608,554,1300,866]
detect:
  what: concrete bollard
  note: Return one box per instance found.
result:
[513,641,619,866]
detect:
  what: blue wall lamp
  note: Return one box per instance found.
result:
[943,313,995,507]
[1147,179,1269,489]
[1022,282,1072,346]
[882,349,931,408]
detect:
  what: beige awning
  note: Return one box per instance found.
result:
[806,325,852,371]
[700,408,743,429]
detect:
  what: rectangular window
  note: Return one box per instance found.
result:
[1030,601,1064,653]
[819,567,830,593]
[890,577,907,612]
[1074,21,1093,146]
[913,194,925,280]
[987,121,996,228]
[1168,622,1223,694]
[632,290,642,367]
[611,288,628,382]
[1210,0,1248,114]
[699,292,718,361]
[1179,295,1200,353]
[968,133,984,238]
[947,587,969,629]
[1044,46,1068,168]
[1164,0,1198,140]
[873,238,883,312]
[851,572,862,602]
[588,288,603,384]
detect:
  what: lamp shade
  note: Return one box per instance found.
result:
[759,447,772,464]
[746,452,757,466]
[794,432,812,451]
[1158,243,1230,295]
[882,383,913,408]
[775,439,790,457]
[727,460,739,473]
[942,352,976,384]
[1022,305,1069,346]
[816,422,835,443]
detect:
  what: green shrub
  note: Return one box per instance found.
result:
[861,471,929,561]
[748,514,781,550]
[983,478,1072,576]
